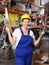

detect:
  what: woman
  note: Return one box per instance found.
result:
[5,13,45,65]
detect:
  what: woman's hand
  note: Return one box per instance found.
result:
[34,31,45,46]
[40,31,45,36]
[5,26,10,33]
[4,19,10,33]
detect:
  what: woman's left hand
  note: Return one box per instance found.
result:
[40,31,45,36]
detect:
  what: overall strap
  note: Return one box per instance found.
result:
[28,28,30,35]
[20,27,24,35]
[20,27,30,35]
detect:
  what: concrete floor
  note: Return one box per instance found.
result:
[0,58,16,65]
[0,57,33,65]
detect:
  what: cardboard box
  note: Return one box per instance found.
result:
[33,53,49,65]
[33,62,49,65]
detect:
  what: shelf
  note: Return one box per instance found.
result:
[29,25,43,29]
[0,8,28,15]
[0,8,5,13]
[0,25,43,32]
[20,0,40,8]
[0,0,41,15]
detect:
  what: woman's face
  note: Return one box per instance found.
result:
[22,19,30,28]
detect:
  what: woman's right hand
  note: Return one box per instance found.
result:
[4,19,10,33]
[5,26,10,33]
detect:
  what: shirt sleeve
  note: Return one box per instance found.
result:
[30,30,35,39]
[12,28,19,38]
[12,28,21,50]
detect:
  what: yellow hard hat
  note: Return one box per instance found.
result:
[21,13,31,21]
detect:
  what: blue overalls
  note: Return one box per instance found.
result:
[15,28,33,65]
